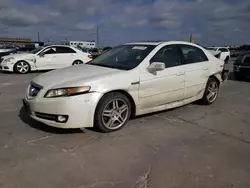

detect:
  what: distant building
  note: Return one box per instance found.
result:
[0,37,44,47]
[61,40,96,48]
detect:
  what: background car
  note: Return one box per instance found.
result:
[0,45,92,74]
[23,41,225,133]
[206,47,230,64]
[233,51,250,80]
[89,46,113,59]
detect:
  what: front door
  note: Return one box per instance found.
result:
[36,47,59,70]
[139,45,185,111]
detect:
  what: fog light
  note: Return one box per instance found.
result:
[57,115,68,123]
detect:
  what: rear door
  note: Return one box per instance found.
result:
[178,44,210,99]
[55,46,78,68]
[139,45,186,110]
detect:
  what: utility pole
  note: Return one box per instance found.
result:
[37,32,40,42]
[96,24,99,47]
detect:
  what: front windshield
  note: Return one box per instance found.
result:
[88,45,156,70]
[30,47,43,54]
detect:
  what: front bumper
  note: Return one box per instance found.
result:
[0,64,13,72]
[23,92,103,129]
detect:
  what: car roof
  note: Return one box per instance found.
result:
[45,45,73,48]
[125,41,202,47]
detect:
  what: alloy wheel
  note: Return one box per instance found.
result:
[206,81,218,103]
[16,62,29,73]
[101,99,129,130]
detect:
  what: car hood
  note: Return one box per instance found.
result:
[2,53,35,60]
[32,64,123,89]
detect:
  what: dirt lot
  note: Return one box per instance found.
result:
[0,61,250,188]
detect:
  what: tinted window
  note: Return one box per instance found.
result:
[56,47,76,53]
[150,45,183,68]
[43,47,56,54]
[243,56,250,63]
[179,45,208,64]
[218,48,229,52]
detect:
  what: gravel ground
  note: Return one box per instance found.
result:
[0,60,250,188]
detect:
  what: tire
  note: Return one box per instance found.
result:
[14,61,30,74]
[224,56,229,64]
[72,60,83,65]
[200,77,219,105]
[234,72,244,81]
[94,92,131,133]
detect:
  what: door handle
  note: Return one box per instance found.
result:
[203,68,208,70]
[176,72,185,76]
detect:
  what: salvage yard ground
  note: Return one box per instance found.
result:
[0,60,250,188]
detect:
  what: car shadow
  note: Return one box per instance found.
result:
[19,107,84,134]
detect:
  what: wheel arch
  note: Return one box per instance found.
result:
[72,59,83,65]
[95,89,137,118]
[14,60,32,73]
[209,74,221,87]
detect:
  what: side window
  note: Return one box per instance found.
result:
[43,47,56,55]
[179,45,208,64]
[150,45,183,68]
[56,47,76,53]
[243,56,250,63]
[218,48,229,52]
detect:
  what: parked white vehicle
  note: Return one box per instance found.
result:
[0,45,92,73]
[23,41,226,132]
[206,47,230,63]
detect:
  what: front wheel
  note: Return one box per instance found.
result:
[94,92,131,133]
[14,61,30,74]
[201,78,219,105]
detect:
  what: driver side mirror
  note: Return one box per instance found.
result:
[147,62,165,72]
[39,52,45,57]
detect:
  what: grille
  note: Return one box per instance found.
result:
[28,82,43,98]
[0,58,3,64]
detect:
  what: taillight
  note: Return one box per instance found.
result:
[88,55,93,59]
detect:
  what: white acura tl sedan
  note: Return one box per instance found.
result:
[0,45,92,74]
[23,41,226,132]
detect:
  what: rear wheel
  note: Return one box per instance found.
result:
[14,61,30,74]
[201,78,219,105]
[94,92,131,133]
[72,60,83,65]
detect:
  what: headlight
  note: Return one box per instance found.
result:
[44,86,91,98]
[4,57,15,63]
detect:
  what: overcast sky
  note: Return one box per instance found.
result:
[0,0,249,46]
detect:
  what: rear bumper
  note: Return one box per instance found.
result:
[221,69,229,81]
